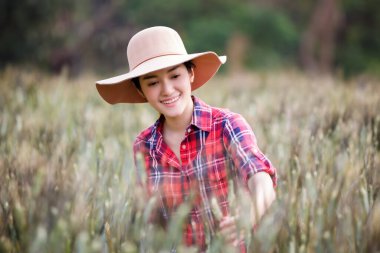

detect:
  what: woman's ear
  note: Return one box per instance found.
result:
[189,67,195,83]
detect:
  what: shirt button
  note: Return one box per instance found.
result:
[187,128,191,133]
[182,144,186,150]
[253,148,258,154]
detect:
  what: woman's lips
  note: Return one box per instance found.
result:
[161,95,181,105]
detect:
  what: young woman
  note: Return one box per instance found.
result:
[96,26,277,252]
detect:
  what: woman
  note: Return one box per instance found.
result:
[96,26,277,252]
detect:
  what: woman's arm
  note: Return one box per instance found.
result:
[247,171,276,226]
[219,112,277,246]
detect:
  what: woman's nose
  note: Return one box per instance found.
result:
[161,80,174,95]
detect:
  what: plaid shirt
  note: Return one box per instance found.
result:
[133,96,277,251]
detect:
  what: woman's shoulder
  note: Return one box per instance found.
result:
[209,105,245,123]
[207,105,253,137]
[195,97,233,120]
[135,124,156,141]
[194,98,247,129]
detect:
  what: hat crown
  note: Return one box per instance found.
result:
[127,26,187,70]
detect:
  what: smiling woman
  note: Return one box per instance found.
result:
[95,26,277,252]
[138,64,194,124]
[137,64,195,162]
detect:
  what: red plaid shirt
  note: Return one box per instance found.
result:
[133,96,277,251]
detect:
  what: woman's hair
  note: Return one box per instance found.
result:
[132,61,195,92]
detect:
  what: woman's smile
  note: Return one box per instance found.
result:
[161,94,181,105]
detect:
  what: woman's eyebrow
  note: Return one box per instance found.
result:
[142,66,180,80]
[142,75,156,80]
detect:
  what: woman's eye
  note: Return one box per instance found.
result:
[148,81,158,87]
[172,74,180,79]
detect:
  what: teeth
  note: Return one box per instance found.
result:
[161,95,180,104]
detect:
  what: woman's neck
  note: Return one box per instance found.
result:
[163,102,194,133]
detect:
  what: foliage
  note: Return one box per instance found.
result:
[336,0,380,77]
[230,4,299,68]
[0,0,72,66]
[1,68,380,252]
[1,0,380,76]
[125,0,201,28]
[186,18,234,55]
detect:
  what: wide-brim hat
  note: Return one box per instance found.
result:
[96,26,227,104]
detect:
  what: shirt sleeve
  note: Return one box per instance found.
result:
[222,113,277,187]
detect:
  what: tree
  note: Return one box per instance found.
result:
[299,0,342,74]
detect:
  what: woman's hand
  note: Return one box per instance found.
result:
[219,215,242,247]
[219,172,275,249]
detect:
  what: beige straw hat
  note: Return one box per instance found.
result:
[96,26,227,104]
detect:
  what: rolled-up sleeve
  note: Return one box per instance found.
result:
[222,113,277,187]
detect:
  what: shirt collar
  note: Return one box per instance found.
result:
[190,96,212,132]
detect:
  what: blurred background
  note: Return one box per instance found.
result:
[1,1,380,252]
[1,0,379,78]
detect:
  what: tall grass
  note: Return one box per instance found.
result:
[0,67,379,252]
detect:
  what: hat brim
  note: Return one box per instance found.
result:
[96,52,227,104]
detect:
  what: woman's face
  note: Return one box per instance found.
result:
[139,64,194,121]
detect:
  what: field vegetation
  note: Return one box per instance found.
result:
[0,67,379,252]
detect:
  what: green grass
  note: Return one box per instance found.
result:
[0,67,379,252]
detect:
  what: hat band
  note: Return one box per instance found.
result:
[131,53,187,70]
